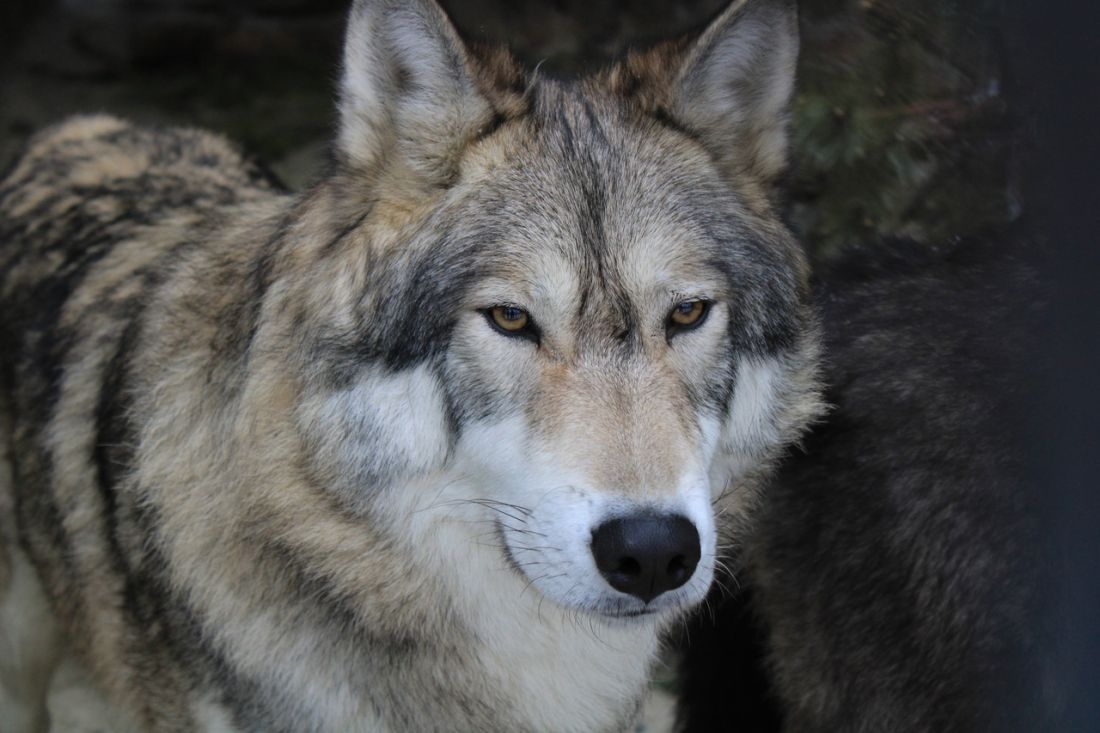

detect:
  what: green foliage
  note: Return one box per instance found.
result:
[790,0,1018,261]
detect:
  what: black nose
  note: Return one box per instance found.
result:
[590,514,700,603]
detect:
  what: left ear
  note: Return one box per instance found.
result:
[617,0,799,183]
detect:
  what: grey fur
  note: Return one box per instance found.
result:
[676,235,1047,732]
[0,1,820,731]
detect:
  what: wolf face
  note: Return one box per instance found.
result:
[286,0,820,624]
[0,0,821,730]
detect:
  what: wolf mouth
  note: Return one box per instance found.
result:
[495,518,688,621]
[594,606,660,621]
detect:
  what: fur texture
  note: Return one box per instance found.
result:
[676,234,1046,732]
[0,1,820,731]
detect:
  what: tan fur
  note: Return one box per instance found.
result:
[0,2,819,730]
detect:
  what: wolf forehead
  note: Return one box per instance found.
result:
[312,86,808,374]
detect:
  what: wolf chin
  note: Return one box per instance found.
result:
[0,0,820,730]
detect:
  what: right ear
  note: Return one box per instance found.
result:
[612,0,799,184]
[337,0,495,186]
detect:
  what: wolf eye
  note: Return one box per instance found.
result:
[491,305,528,331]
[666,300,711,336]
[483,305,539,343]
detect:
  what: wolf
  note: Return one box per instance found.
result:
[676,234,1048,732]
[0,0,821,730]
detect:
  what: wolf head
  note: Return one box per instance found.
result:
[281,0,820,623]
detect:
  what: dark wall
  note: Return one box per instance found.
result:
[1,0,1018,261]
[1022,0,1100,727]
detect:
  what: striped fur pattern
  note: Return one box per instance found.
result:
[0,1,820,731]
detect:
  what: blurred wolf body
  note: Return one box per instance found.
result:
[0,0,824,731]
[677,235,1046,732]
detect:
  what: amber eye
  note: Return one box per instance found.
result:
[490,305,529,332]
[484,305,539,344]
[669,300,709,328]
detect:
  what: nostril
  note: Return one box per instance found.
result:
[667,554,688,579]
[590,513,701,604]
[616,557,642,576]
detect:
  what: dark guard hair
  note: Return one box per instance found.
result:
[676,232,1049,732]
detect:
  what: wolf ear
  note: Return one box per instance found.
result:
[678,0,798,181]
[624,0,798,183]
[338,0,494,184]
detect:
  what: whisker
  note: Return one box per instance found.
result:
[521,571,566,599]
[506,544,562,554]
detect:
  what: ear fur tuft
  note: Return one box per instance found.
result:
[338,0,495,185]
[614,0,799,183]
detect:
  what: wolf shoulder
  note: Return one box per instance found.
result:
[0,115,285,266]
[0,115,288,335]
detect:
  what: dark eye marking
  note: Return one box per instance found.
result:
[481,305,540,345]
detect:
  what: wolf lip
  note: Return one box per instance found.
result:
[606,608,657,619]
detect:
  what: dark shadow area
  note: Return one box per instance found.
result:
[1,0,1017,261]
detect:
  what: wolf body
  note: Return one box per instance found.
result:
[677,235,1045,732]
[0,1,821,730]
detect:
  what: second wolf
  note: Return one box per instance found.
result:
[676,234,1047,732]
[0,0,820,730]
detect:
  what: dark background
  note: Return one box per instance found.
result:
[0,0,1020,264]
[2,0,1095,728]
